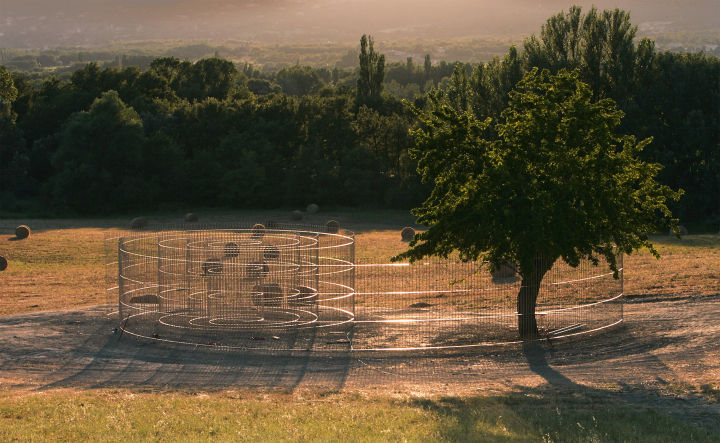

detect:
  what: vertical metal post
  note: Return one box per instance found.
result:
[185,235,190,315]
[350,232,355,317]
[313,233,319,308]
[157,233,162,313]
[118,236,124,322]
[620,252,624,321]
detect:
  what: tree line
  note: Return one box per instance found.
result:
[0,6,717,225]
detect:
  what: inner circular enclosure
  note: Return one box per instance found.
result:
[117,224,354,336]
[109,223,623,351]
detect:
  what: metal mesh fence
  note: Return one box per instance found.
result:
[352,255,623,351]
[106,223,623,352]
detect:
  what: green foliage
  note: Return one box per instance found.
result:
[628,50,720,223]
[357,35,386,99]
[276,65,325,96]
[397,69,680,272]
[0,11,716,222]
[396,68,681,337]
[246,78,282,95]
[515,6,719,223]
[0,66,18,103]
[50,90,146,214]
[219,150,266,207]
[523,6,637,101]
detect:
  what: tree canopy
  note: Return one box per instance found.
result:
[50,90,145,214]
[394,68,682,338]
[0,9,716,224]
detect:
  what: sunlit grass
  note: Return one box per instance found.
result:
[1,213,718,315]
[624,234,720,298]
[1,390,716,442]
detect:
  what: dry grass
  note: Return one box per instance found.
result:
[624,234,720,298]
[1,214,718,316]
[0,225,112,315]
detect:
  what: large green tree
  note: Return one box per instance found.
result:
[394,68,681,339]
[51,90,145,214]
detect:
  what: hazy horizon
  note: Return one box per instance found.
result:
[1,0,718,49]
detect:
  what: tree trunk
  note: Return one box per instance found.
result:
[517,255,555,340]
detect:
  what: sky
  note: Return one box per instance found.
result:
[1,0,718,47]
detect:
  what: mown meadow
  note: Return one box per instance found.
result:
[0,210,718,442]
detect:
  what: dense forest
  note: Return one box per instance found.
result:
[1,6,718,227]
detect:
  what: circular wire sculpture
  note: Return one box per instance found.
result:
[113,223,354,348]
[107,223,623,352]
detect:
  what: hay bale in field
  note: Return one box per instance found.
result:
[129,294,159,304]
[15,225,30,239]
[0,256,7,271]
[306,204,319,214]
[224,242,240,258]
[326,220,340,233]
[202,258,223,275]
[246,261,269,279]
[669,226,689,237]
[263,245,280,260]
[251,223,266,238]
[252,283,282,307]
[489,262,518,279]
[290,210,303,221]
[185,213,199,222]
[130,217,147,229]
[401,227,415,241]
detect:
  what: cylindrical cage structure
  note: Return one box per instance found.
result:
[107,223,623,351]
[113,223,354,346]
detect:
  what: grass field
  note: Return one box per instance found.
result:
[1,389,717,442]
[1,210,718,315]
[0,209,718,441]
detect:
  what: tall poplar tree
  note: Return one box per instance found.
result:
[357,34,385,99]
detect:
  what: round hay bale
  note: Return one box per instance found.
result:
[0,256,7,271]
[265,219,278,229]
[326,220,340,233]
[246,261,269,279]
[185,213,199,222]
[290,210,303,221]
[306,204,319,214]
[202,258,223,275]
[15,225,30,239]
[669,226,688,237]
[130,217,147,229]
[252,283,282,307]
[489,262,518,279]
[224,242,240,258]
[401,227,415,241]
[251,223,266,238]
[129,294,159,304]
[263,245,280,260]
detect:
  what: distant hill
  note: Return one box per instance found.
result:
[2,0,718,48]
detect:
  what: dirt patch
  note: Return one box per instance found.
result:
[0,295,718,430]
